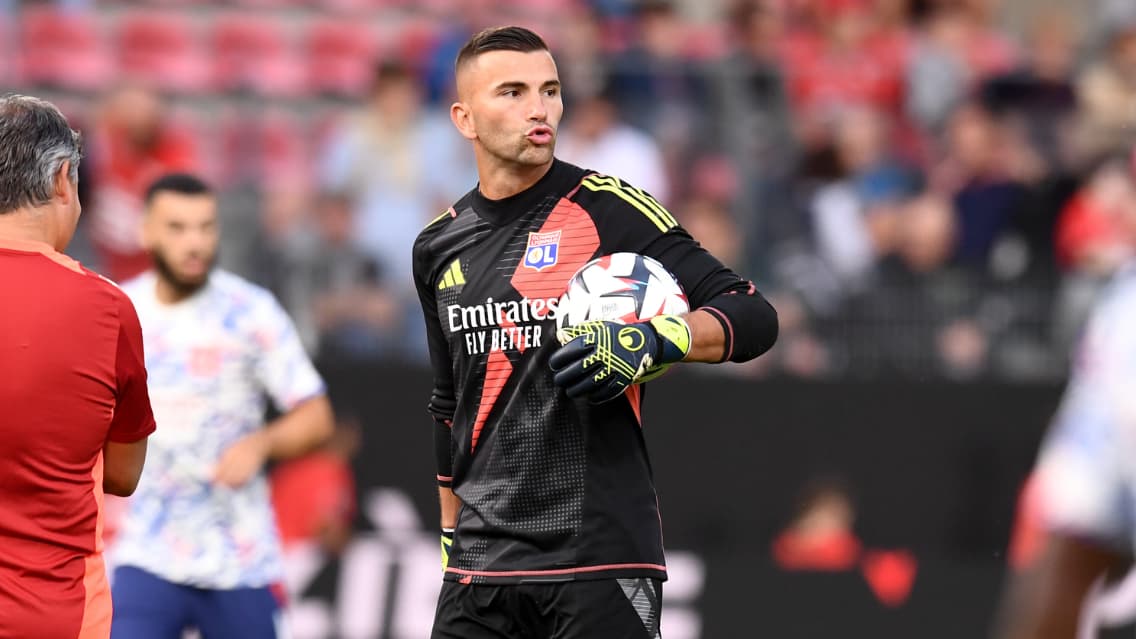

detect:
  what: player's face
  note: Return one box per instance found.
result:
[142,191,219,293]
[455,50,563,169]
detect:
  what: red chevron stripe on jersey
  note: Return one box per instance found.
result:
[471,350,512,453]
[509,198,600,300]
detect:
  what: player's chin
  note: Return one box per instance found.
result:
[172,269,209,289]
[517,145,554,165]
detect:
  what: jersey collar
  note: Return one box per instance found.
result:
[0,236,83,273]
[472,159,576,226]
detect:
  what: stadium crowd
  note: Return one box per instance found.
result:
[6,0,1136,381]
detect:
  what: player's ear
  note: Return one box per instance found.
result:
[450,101,477,141]
[53,160,73,203]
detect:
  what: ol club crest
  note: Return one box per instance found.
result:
[523,230,561,271]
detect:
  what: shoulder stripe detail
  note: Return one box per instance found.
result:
[581,175,678,232]
[423,207,457,232]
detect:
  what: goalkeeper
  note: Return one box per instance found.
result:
[413,26,779,639]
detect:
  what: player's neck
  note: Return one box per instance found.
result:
[477,160,554,201]
[0,207,62,251]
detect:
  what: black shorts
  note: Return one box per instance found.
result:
[431,577,663,639]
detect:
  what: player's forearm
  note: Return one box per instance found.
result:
[693,286,779,363]
[262,395,335,460]
[439,486,461,529]
[676,294,779,364]
[680,309,727,363]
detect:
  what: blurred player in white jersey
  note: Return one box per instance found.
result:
[109,173,334,639]
[995,157,1136,638]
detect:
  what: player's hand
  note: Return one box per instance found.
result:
[213,431,271,488]
[550,315,691,403]
[441,528,454,571]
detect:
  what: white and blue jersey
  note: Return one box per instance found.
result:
[113,269,326,589]
[1036,265,1136,553]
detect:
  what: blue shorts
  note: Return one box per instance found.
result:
[111,566,284,639]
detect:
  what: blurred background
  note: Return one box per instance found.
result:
[9,0,1136,635]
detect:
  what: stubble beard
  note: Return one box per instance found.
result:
[485,132,555,170]
[151,248,214,298]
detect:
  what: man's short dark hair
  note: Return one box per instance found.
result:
[372,59,415,92]
[454,26,550,73]
[144,173,212,206]
[0,94,83,215]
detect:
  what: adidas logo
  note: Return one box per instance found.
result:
[438,259,466,291]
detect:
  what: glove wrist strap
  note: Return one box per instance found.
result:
[647,315,692,365]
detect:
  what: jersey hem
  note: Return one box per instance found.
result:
[444,563,667,584]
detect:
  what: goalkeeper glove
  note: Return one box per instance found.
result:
[441,528,454,571]
[550,315,691,403]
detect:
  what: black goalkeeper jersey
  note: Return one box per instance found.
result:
[413,159,754,584]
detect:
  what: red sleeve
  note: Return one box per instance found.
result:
[109,291,156,443]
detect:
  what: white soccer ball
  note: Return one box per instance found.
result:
[555,252,689,332]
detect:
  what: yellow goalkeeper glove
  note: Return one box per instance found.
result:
[441,528,454,571]
[551,315,691,403]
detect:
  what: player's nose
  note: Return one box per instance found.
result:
[527,95,548,121]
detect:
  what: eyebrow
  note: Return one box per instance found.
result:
[493,80,561,92]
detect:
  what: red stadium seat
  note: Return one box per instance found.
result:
[257,110,311,188]
[131,0,215,6]
[116,11,211,93]
[165,106,221,185]
[17,8,114,91]
[211,14,305,96]
[391,18,440,68]
[316,0,404,13]
[304,20,379,97]
[231,0,308,8]
[217,109,311,189]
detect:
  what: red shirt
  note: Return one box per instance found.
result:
[271,452,355,549]
[89,124,198,282]
[0,238,155,639]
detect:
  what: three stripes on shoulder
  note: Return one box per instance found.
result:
[423,176,679,236]
[580,175,678,233]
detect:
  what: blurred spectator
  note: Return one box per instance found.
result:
[1055,157,1136,276]
[1,0,1106,382]
[978,11,1081,283]
[605,0,713,189]
[907,2,1017,133]
[274,191,402,360]
[1076,17,1136,161]
[783,0,904,131]
[556,4,611,110]
[319,60,473,306]
[87,85,198,282]
[557,88,670,202]
[1052,156,1136,353]
[716,0,797,269]
[932,102,1028,270]
[772,477,861,571]
[981,10,1078,171]
[832,193,996,377]
[810,106,914,292]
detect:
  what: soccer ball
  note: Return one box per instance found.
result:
[555,252,689,332]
